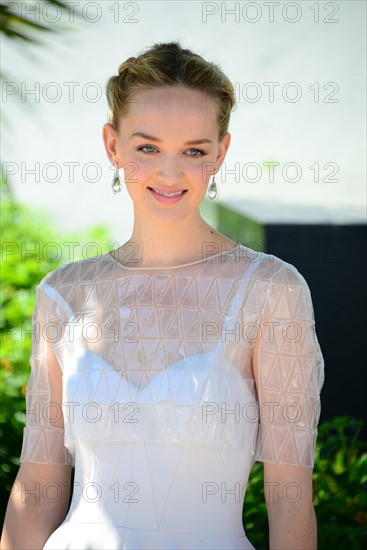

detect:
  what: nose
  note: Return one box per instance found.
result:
[157,156,184,184]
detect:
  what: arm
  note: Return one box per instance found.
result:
[263,462,316,550]
[251,262,324,549]
[1,282,74,549]
[1,462,72,550]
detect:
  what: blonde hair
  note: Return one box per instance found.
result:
[106,41,236,140]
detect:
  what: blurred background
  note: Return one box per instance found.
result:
[1,1,366,547]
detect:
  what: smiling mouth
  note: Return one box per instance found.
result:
[148,187,188,197]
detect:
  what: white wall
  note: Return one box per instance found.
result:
[2,0,366,244]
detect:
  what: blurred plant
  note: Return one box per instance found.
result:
[0,0,82,44]
[0,0,84,196]
[243,416,367,549]
[313,416,367,548]
[0,176,112,524]
[242,460,269,549]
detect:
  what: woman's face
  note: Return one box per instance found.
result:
[103,85,231,225]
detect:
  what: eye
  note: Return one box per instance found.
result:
[136,145,206,157]
[136,145,157,154]
[186,148,205,157]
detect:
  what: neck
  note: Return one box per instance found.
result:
[115,213,236,268]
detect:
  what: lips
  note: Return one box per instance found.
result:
[148,187,188,204]
[148,187,187,196]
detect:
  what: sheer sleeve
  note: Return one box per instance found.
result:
[253,263,325,467]
[19,280,74,465]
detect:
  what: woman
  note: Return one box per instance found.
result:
[1,41,324,549]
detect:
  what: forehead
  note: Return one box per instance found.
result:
[120,85,219,135]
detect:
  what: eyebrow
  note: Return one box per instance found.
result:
[130,132,212,145]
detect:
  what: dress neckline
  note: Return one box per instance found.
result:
[108,242,241,271]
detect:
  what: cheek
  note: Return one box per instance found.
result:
[133,165,150,185]
[191,162,212,186]
[124,157,150,185]
[129,153,157,181]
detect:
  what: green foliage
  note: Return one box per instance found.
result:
[0,1,82,44]
[242,461,269,548]
[0,1,84,139]
[0,178,112,523]
[243,416,367,549]
[313,417,367,548]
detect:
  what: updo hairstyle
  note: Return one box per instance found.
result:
[106,41,236,140]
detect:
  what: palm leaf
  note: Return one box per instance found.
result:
[0,1,82,44]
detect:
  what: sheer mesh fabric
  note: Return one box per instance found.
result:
[20,282,74,465]
[20,244,324,468]
[251,261,324,466]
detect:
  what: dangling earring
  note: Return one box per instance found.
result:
[207,174,218,200]
[112,162,122,194]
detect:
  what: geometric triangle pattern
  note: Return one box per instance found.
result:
[251,258,325,467]
[19,244,325,546]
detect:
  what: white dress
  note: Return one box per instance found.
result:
[19,243,325,549]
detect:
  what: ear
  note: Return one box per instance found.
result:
[215,132,231,170]
[102,123,120,166]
